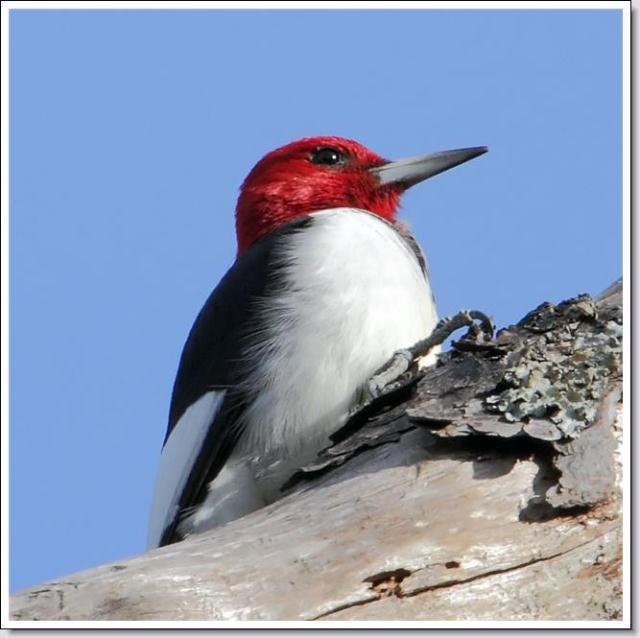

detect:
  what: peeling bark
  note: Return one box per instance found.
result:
[10,281,623,623]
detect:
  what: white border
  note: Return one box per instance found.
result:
[1,0,631,630]
[621,0,631,631]
[0,0,633,9]
[1,0,10,632]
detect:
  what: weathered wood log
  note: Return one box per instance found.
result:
[10,281,623,622]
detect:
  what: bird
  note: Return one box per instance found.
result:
[147,136,487,548]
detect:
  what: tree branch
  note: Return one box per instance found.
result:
[10,281,623,622]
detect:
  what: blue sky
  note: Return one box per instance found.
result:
[9,8,622,591]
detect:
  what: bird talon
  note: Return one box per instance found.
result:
[365,349,416,400]
[363,309,494,404]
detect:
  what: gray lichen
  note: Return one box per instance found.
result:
[484,296,622,439]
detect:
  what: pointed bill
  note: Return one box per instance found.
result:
[372,146,488,188]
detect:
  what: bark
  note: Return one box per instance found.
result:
[10,281,623,622]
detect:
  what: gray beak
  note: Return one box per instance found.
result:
[371,146,488,188]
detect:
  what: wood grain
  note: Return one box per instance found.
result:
[10,281,623,622]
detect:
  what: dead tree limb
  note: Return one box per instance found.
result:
[10,280,623,622]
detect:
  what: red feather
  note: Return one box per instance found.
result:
[235,136,403,255]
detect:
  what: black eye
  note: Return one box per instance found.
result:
[310,147,346,166]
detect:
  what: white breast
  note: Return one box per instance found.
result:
[235,208,438,498]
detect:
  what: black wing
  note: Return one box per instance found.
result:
[157,217,313,546]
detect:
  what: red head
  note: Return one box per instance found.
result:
[235,136,400,255]
[235,136,488,255]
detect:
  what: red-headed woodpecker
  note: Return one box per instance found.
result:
[148,136,487,548]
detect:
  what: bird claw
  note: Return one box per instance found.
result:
[366,348,414,400]
[362,309,494,403]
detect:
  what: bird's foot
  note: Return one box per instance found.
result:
[365,309,495,401]
[366,348,414,399]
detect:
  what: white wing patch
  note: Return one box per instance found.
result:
[147,390,225,549]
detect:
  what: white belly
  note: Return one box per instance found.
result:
[181,208,438,537]
[240,210,436,488]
